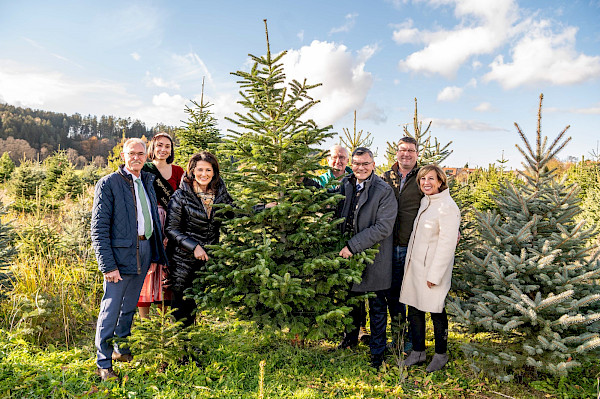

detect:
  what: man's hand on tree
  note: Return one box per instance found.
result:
[194,245,209,261]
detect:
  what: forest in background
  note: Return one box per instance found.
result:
[0,103,175,167]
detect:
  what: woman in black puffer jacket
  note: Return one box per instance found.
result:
[165,151,233,327]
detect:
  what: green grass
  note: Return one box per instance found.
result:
[1,310,598,398]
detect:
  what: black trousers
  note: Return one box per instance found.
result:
[171,282,197,328]
[408,305,448,354]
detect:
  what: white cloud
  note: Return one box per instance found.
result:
[474,102,492,112]
[472,60,482,69]
[170,52,213,85]
[396,0,518,77]
[483,22,600,88]
[0,60,134,112]
[437,86,463,101]
[297,30,304,41]
[330,13,359,34]
[130,93,187,126]
[131,52,141,61]
[144,72,181,89]
[429,117,507,131]
[391,19,420,44]
[282,40,376,126]
[572,105,600,115]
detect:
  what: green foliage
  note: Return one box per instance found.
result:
[107,132,126,171]
[128,307,202,367]
[9,159,45,199]
[174,93,221,166]
[41,151,70,195]
[0,203,16,299]
[52,167,83,200]
[453,165,521,212]
[194,22,375,339]
[79,163,104,186]
[449,94,600,380]
[0,152,15,181]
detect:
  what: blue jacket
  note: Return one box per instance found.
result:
[91,165,168,274]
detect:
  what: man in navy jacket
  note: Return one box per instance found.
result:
[91,138,167,381]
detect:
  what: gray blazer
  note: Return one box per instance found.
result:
[338,173,397,292]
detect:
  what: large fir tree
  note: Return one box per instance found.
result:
[193,21,376,339]
[448,95,600,379]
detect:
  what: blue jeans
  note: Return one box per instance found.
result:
[95,240,151,369]
[385,245,408,340]
[345,290,387,356]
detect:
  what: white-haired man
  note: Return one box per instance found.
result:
[91,138,167,381]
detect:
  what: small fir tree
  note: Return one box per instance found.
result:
[174,78,221,165]
[448,94,600,380]
[385,98,452,168]
[9,160,45,200]
[0,202,16,299]
[0,152,16,181]
[339,110,373,154]
[41,151,70,195]
[194,20,376,339]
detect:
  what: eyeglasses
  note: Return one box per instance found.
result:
[125,152,146,158]
[398,149,417,153]
[352,161,373,167]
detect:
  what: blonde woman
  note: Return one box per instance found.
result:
[399,164,460,372]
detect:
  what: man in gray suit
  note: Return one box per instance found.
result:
[336,147,397,369]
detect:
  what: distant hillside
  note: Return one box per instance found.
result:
[0,103,174,166]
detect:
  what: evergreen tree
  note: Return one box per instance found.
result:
[448,95,600,380]
[194,20,376,339]
[174,79,221,165]
[0,152,16,181]
[53,167,83,200]
[9,160,45,199]
[385,98,452,168]
[339,110,373,154]
[41,150,70,195]
[0,202,16,299]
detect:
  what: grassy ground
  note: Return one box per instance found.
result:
[1,309,598,399]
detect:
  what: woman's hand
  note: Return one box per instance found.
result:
[194,245,209,261]
[427,281,436,288]
[339,246,353,259]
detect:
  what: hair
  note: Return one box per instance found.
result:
[185,151,221,192]
[351,147,374,160]
[147,132,175,164]
[329,145,349,158]
[398,136,418,149]
[122,138,146,153]
[417,164,448,193]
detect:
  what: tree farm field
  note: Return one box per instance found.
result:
[0,173,599,399]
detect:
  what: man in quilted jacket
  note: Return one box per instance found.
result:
[91,138,167,381]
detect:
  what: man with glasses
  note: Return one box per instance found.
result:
[336,147,397,370]
[381,136,422,352]
[91,138,167,381]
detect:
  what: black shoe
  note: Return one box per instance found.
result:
[96,367,118,382]
[370,353,384,370]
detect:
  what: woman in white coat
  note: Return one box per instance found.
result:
[399,164,460,372]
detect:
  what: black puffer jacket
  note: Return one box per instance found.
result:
[165,177,233,292]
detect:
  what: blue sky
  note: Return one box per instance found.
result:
[1,0,599,168]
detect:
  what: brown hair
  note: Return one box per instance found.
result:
[417,164,448,193]
[147,133,175,164]
[185,151,221,192]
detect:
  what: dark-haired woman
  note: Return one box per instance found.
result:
[165,151,233,327]
[137,133,184,319]
[399,164,460,372]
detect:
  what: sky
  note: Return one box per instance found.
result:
[1,0,599,169]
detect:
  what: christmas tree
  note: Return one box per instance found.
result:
[448,94,600,380]
[174,78,221,165]
[194,20,376,339]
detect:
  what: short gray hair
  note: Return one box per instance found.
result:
[122,138,146,153]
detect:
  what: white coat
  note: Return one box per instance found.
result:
[399,188,460,313]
